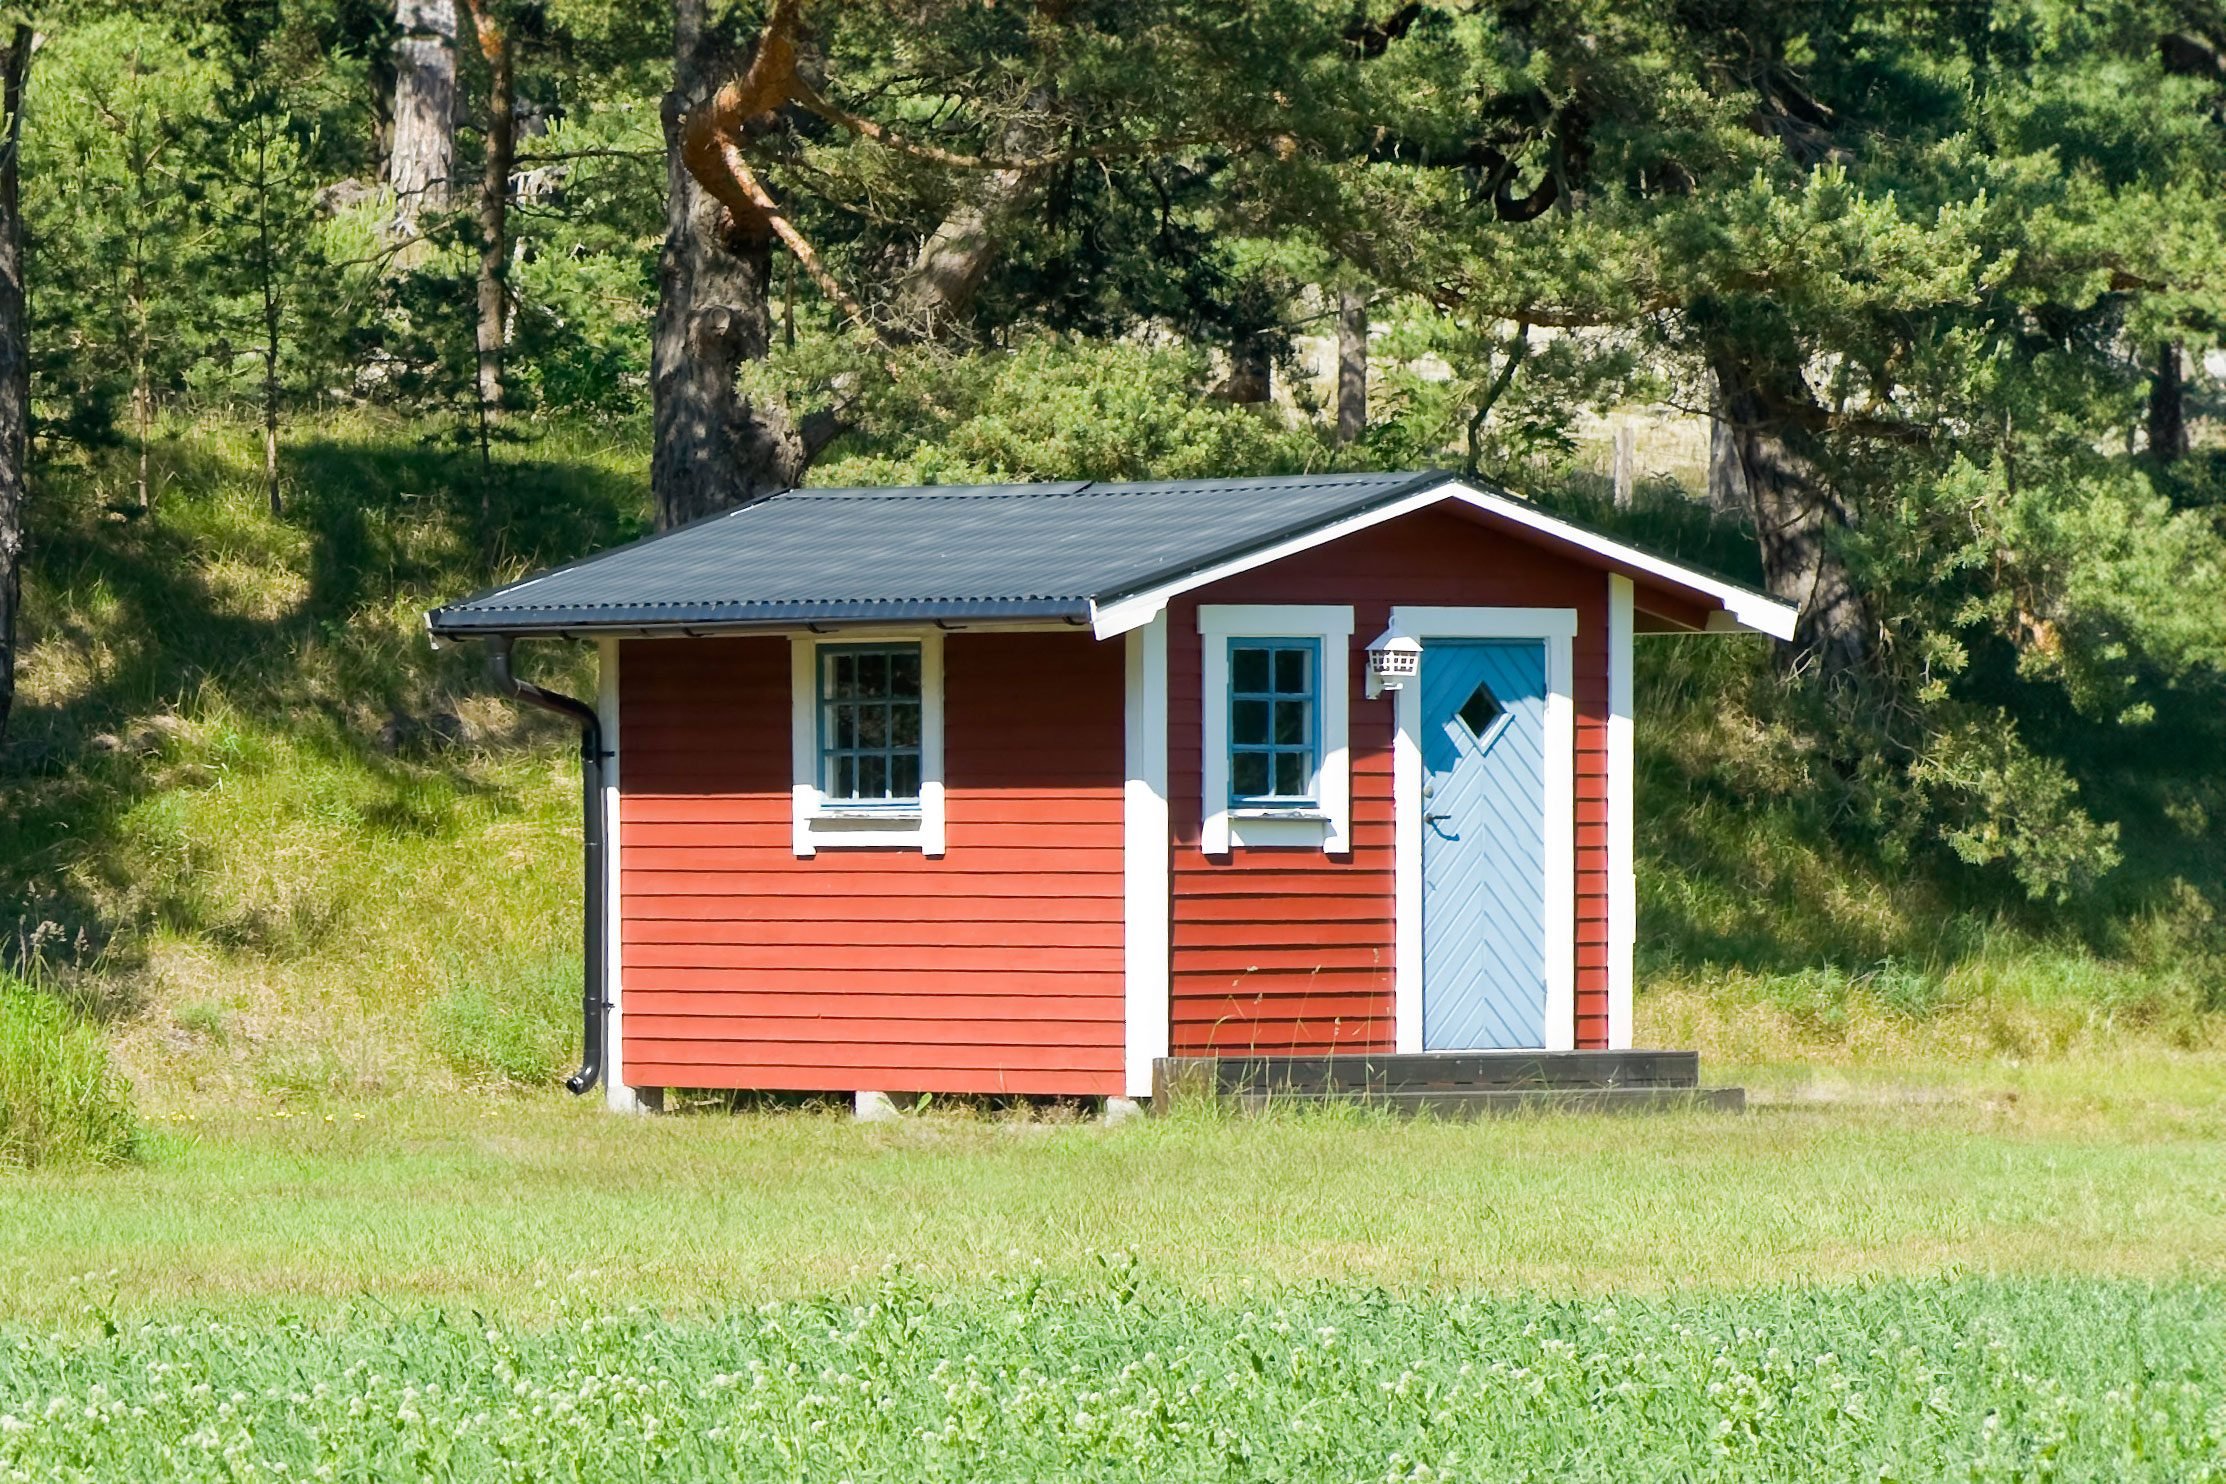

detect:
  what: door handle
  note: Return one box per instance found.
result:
[1424,811,1452,823]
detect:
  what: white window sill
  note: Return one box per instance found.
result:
[798,804,939,853]
[1230,805,1328,820]
[1226,810,1337,850]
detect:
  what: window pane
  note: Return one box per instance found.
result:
[890,651,921,697]
[892,702,920,747]
[1273,646,1309,694]
[1232,750,1270,799]
[1274,750,1307,798]
[833,706,856,748]
[857,651,887,695]
[891,752,920,800]
[833,754,856,799]
[1274,700,1308,745]
[859,753,887,798]
[1231,646,1270,693]
[1232,699,1269,746]
[858,706,887,747]
[830,653,855,699]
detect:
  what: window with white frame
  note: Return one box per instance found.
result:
[790,631,945,855]
[1227,638,1319,806]
[819,643,923,804]
[1197,605,1352,854]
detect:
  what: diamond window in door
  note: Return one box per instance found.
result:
[1456,679,1504,741]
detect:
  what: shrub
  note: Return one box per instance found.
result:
[0,977,137,1168]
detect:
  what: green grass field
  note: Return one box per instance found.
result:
[7,1057,2226,1322]
[4,1061,2226,1477]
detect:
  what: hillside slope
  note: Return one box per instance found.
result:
[2,419,2219,1103]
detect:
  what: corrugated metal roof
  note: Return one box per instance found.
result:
[427,471,1448,637]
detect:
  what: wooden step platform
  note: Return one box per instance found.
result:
[1151,1050,1745,1118]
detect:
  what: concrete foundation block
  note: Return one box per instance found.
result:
[606,1083,663,1115]
[854,1090,900,1123]
[1102,1096,1145,1126]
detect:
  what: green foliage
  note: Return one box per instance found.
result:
[1,1275,2222,1477]
[23,17,223,452]
[0,977,136,1169]
[814,340,1328,486]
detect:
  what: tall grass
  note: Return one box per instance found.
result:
[427,948,579,1086]
[0,976,136,1167]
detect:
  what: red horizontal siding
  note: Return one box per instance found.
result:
[625,989,1121,1019]
[1168,503,1613,1054]
[622,1063,1110,1096]
[626,918,1125,949]
[625,894,1108,923]
[625,871,1124,898]
[617,631,1125,1097]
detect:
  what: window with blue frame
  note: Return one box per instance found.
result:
[1227,638,1319,805]
[819,643,923,804]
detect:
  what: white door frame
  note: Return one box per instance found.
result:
[1389,606,1578,1054]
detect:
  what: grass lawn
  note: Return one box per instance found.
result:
[6,1053,2224,1324]
[4,1054,2226,1478]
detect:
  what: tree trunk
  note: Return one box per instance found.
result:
[892,172,1035,338]
[257,125,283,517]
[0,27,31,748]
[1335,286,1366,444]
[390,0,457,219]
[890,93,1050,338]
[466,0,513,460]
[2148,341,2188,465]
[129,217,150,511]
[1216,332,1272,404]
[1712,348,1870,679]
[650,0,819,531]
[1706,373,1749,520]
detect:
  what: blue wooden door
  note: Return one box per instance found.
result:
[1420,639,1549,1049]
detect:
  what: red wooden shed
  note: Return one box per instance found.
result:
[429,472,1794,1111]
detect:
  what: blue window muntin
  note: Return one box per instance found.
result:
[818,642,924,806]
[1227,636,1321,807]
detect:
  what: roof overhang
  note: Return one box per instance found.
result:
[425,598,1096,645]
[424,472,1795,647]
[1087,478,1796,642]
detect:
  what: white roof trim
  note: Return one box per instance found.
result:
[1089,477,1797,642]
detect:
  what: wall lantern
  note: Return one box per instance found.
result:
[1365,629,1422,700]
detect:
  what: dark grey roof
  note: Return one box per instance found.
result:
[427,471,1449,637]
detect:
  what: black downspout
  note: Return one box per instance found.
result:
[487,636,606,1095]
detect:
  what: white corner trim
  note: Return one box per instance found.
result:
[1089,478,1797,642]
[789,628,946,856]
[1607,577,1636,1051]
[597,639,646,1113]
[1390,606,1578,1054]
[1196,604,1354,855]
[1123,613,1171,1098]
